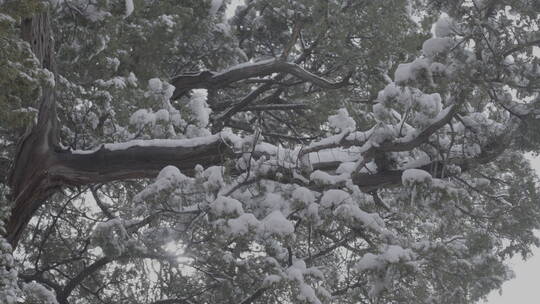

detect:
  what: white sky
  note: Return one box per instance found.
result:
[484,246,540,304]
[485,41,540,303]
[483,155,540,304]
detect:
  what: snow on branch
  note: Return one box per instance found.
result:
[50,132,239,186]
[171,59,352,99]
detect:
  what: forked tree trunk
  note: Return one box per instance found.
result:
[3,9,402,248]
[5,11,235,247]
[7,11,60,248]
[5,7,496,250]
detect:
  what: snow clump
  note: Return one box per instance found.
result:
[434,14,455,37]
[328,108,356,132]
[422,37,453,58]
[402,169,433,186]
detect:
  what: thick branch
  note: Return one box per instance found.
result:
[49,135,235,186]
[502,39,540,58]
[243,103,308,111]
[239,287,269,304]
[43,131,502,214]
[19,273,67,304]
[151,299,194,304]
[377,103,461,152]
[211,40,325,126]
[301,94,466,158]
[57,257,111,302]
[6,134,233,247]
[171,59,350,99]
[352,136,507,191]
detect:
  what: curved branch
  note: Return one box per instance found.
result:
[90,186,114,219]
[352,134,508,191]
[19,272,65,303]
[151,299,194,304]
[301,93,467,158]
[377,102,461,153]
[243,103,308,111]
[502,39,540,58]
[239,287,269,304]
[171,59,351,99]
[57,257,111,302]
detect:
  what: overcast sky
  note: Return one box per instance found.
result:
[483,156,540,304]
[487,45,540,304]
[484,247,540,304]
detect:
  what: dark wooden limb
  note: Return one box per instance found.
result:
[57,252,177,303]
[243,103,308,111]
[57,257,112,302]
[239,287,269,304]
[49,137,235,187]
[6,134,233,247]
[171,58,351,99]
[7,11,61,248]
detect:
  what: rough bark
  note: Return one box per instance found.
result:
[49,139,235,186]
[4,10,239,246]
[5,15,350,248]
[6,12,234,247]
[4,11,500,251]
[171,59,351,99]
[6,8,237,247]
[7,11,60,247]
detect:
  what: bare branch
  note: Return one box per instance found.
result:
[171,59,351,99]
[352,135,508,191]
[377,102,462,153]
[243,103,308,111]
[239,287,269,304]
[301,93,466,158]
[280,19,303,60]
[502,39,540,58]
[58,252,177,302]
[90,186,115,220]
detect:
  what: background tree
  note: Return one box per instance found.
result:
[1,0,540,303]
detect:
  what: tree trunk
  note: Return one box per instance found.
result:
[6,11,60,248]
[4,7,503,251]
[5,11,236,247]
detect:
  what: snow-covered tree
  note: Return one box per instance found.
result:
[1,0,540,303]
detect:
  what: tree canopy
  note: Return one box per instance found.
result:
[1,0,540,303]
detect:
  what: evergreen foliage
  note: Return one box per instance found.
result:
[0,0,539,303]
